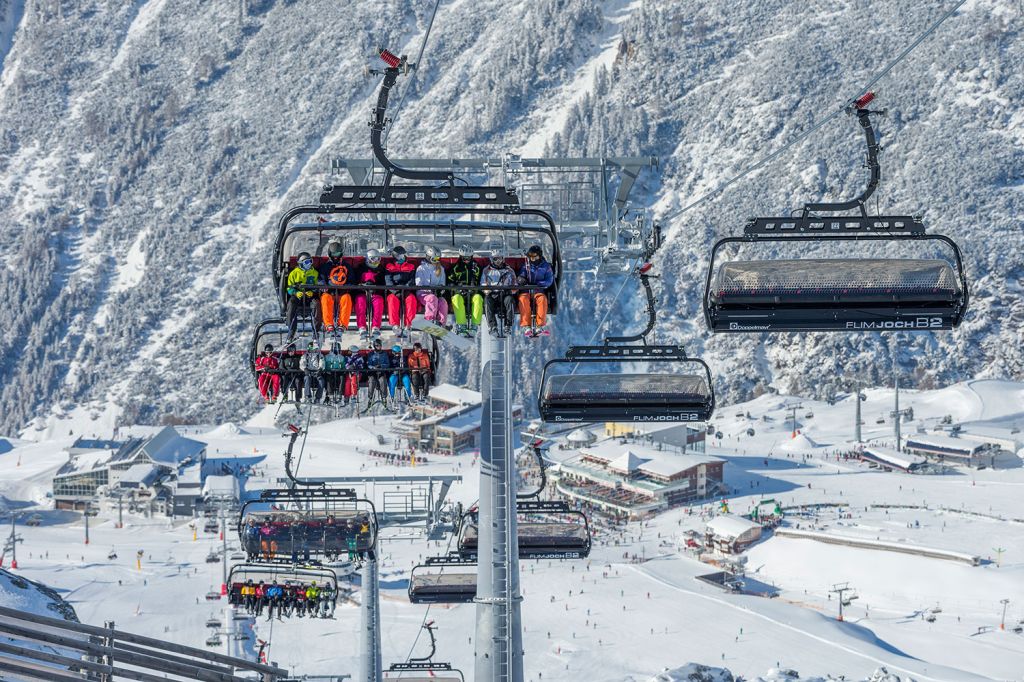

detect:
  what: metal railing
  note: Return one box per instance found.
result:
[0,605,288,681]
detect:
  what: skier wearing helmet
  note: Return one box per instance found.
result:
[365,338,392,407]
[481,250,516,337]
[324,342,345,403]
[318,240,352,339]
[300,341,327,404]
[448,245,483,336]
[387,344,413,403]
[517,244,554,337]
[408,341,433,400]
[415,245,449,326]
[355,249,386,341]
[343,345,365,407]
[254,344,280,403]
[279,344,302,403]
[286,252,319,337]
[385,245,418,337]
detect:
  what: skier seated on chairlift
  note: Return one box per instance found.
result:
[517,244,553,338]
[448,245,483,337]
[279,344,302,404]
[388,344,413,403]
[408,341,432,401]
[318,239,352,341]
[286,252,319,338]
[481,250,516,337]
[254,344,280,403]
[366,338,392,407]
[385,245,418,338]
[301,341,327,404]
[343,345,365,407]
[355,249,386,341]
[415,246,449,327]
[324,342,345,404]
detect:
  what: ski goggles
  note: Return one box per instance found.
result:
[299,258,314,269]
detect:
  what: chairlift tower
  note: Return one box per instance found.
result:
[359,555,382,681]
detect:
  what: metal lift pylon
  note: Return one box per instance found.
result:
[474,320,523,682]
[359,554,383,682]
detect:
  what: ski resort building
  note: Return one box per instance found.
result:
[705,514,763,554]
[554,439,724,519]
[53,427,207,511]
[398,383,523,455]
[859,446,927,473]
[904,434,995,468]
[604,422,707,453]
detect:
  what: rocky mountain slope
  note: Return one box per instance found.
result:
[0,0,1020,433]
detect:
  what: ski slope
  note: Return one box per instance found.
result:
[1,380,1023,680]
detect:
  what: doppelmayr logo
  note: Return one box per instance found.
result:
[728,323,771,331]
[846,317,944,330]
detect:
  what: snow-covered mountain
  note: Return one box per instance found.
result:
[1,0,1021,434]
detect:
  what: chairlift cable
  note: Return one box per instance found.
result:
[657,0,968,227]
[382,0,443,147]
[291,408,315,481]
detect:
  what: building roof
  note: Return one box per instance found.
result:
[437,405,483,436]
[906,433,985,454]
[202,475,239,500]
[70,437,125,452]
[706,514,761,539]
[54,449,113,478]
[112,426,206,467]
[862,446,926,469]
[428,384,482,406]
[117,463,161,488]
[607,450,646,474]
[581,439,720,476]
[566,428,598,445]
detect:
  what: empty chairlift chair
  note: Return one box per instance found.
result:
[457,501,591,560]
[386,621,465,682]
[407,553,477,604]
[704,95,968,333]
[539,345,715,423]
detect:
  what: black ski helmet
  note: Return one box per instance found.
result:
[372,338,383,348]
[527,244,543,258]
[264,344,274,353]
[391,245,407,261]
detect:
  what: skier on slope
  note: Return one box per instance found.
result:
[448,245,483,336]
[365,338,392,407]
[355,249,386,341]
[481,250,516,337]
[318,239,352,339]
[254,344,280,403]
[384,245,418,337]
[408,342,433,401]
[517,244,554,337]
[415,245,448,326]
[285,252,319,337]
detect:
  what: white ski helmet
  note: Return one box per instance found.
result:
[425,245,441,264]
[366,248,381,267]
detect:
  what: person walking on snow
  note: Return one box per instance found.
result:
[285,252,319,337]
[448,245,483,336]
[254,344,280,403]
[415,245,448,325]
[385,245,418,336]
[517,244,553,337]
[318,239,352,339]
[481,251,516,337]
[408,342,433,400]
[355,249,386,340]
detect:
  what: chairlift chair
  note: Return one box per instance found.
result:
[539,263,715,423]
[226,563,339,608]
[408,553,477,604]
[272,50,562,326]
[457,501,591,560]
[237,488,378,563]
[386,621,465,682]
[704,94,968,333]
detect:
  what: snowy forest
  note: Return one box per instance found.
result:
[0,0,1021,434]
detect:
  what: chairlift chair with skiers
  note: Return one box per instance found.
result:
[226,563,340,610]
[704,93,968,334]
[237,487,378,564]
[407,553,477,604]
